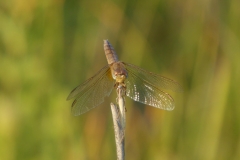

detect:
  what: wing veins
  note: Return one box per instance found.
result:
[72,69,111,108]
[67,65,110,100]
[71,68,114,115]
[125,65,175,110]
[124,62,183,92]
[126,68,174,102]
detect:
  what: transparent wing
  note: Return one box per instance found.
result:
[67,65,114,116]
[124,63,183,110]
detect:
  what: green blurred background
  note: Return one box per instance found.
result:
[0,0,240,159]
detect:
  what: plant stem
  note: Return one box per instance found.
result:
[110,84,126,160]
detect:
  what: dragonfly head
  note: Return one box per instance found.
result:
[115,74,127,83]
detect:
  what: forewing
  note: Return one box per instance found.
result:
[124,63,182,110]
[67,65,114,116]
[124,63,183,92]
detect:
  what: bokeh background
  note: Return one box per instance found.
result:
[0,0,240,159]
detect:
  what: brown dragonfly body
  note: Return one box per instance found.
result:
[67,40,182,116]
[104,40,128,84]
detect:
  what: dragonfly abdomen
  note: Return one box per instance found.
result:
[104,40,119,64]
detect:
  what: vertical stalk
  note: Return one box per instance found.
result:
[110,84,126,160]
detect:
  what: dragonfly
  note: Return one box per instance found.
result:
[67,40,182,116]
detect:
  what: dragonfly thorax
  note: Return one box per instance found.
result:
[110,62,128,83]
